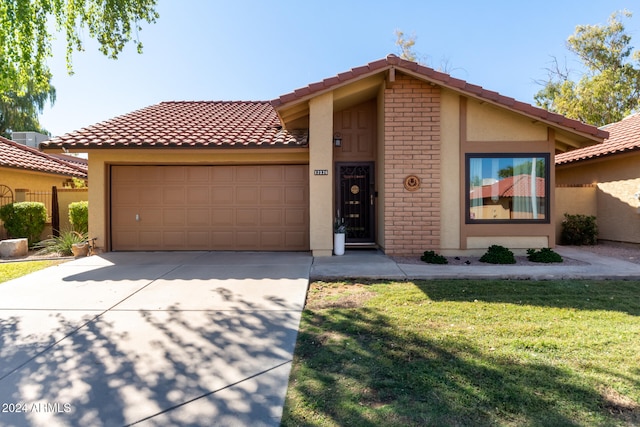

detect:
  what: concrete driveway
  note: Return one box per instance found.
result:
[0,252,311,427]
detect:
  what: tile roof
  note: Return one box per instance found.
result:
[470,175,546,200]
[41,101,308,150]
[555,113,640,164]
[273,54,608,141]
[0,136,88,178]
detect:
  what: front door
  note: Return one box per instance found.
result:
[336,162,375,244]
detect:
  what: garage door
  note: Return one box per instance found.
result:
[111,165,309,251]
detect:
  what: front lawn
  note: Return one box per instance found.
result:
[283,280,640,426]
[0,260,64,283]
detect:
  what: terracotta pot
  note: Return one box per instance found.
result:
[71,242,90,257]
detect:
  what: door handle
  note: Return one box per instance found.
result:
[135,214,140,222]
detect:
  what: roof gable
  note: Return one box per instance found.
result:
[556,112,640,164]
[0,136,87,178]
[272,54,608,142]
[41,101,308,150]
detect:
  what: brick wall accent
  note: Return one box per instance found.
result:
[384,74,441,256]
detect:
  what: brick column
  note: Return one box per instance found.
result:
[384,74,441,256]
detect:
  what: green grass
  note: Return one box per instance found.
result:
[283,280,640,426]
[0,260,64,283]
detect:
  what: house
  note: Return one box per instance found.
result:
[0,135,87,191]
[556,112,640,245]
[0,135,88,237]
[40,55,607,256]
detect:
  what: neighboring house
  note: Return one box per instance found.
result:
[40,55,606,256]
[556,112,640,245]
[0,136,89,238]
[0,135,88,197]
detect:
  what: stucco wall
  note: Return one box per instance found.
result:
[554,185,597,243]
[0,168,74,195]
[309,93,334,256]
[58,189,89,233]
[439,90,461,250]
[466,100,548,141]
[557,153,640,244]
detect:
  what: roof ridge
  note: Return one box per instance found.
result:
[159,100,271,105]
[272,54,607,141]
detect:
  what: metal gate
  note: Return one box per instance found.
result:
[336,163,375,244]
[0,185,14,240]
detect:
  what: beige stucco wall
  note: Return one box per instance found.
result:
[308,92,334,256]
[0,168,74,194]
[557,153,640,244]
[554,185,597,242]
[466,100,548,141]
[439,90,461,250]
[85,148,309,253]
[58,189,89,232]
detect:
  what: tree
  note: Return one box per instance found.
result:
[0,0,158,134]
[0,80,56,138]
[395,30,418,62]
[534,10,640,126]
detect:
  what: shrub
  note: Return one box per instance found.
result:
[0,202,47,245]
[420,250,448,264]
[561,213,598,245]
[69,201,88,233]
[526,248,563,263]
[34,230,88,256]
[480,245,516,264]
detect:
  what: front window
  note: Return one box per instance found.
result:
[466,154,550,223]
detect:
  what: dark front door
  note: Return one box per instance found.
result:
[336,162,375,244]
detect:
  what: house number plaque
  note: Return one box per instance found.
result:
[314,169,329,175]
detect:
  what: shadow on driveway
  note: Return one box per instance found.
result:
[0,252,311,426]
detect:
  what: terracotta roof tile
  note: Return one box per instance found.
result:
[272,54,607,141]
[470,175,546,199]
[41,101,308,150]
[556,113,640,164]
[0,136,87,178]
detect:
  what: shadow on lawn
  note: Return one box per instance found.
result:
[417,279,640,317]
[283,302,638,426]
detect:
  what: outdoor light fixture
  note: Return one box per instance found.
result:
[333,133,342,147]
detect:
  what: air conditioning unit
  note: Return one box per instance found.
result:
[11,132,49,148]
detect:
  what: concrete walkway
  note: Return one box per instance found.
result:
[310,246,640,280]
[0,252,311,427]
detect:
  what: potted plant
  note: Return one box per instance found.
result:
[334,217,346,256]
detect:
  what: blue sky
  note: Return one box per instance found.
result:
[39,0,640,137]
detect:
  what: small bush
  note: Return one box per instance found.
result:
[480,245,516,264]
[0,202,47,245]
[34,230,87,256]
[527,248,563,263]
[69,201,88,233]
[420,250,448,264]
[561,213,597,245]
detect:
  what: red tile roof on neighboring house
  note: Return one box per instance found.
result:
[41,101,308,150]
[0,136,87,178]
[273,54,608,141]
[555,112,640,164]
[470,175,546,200]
